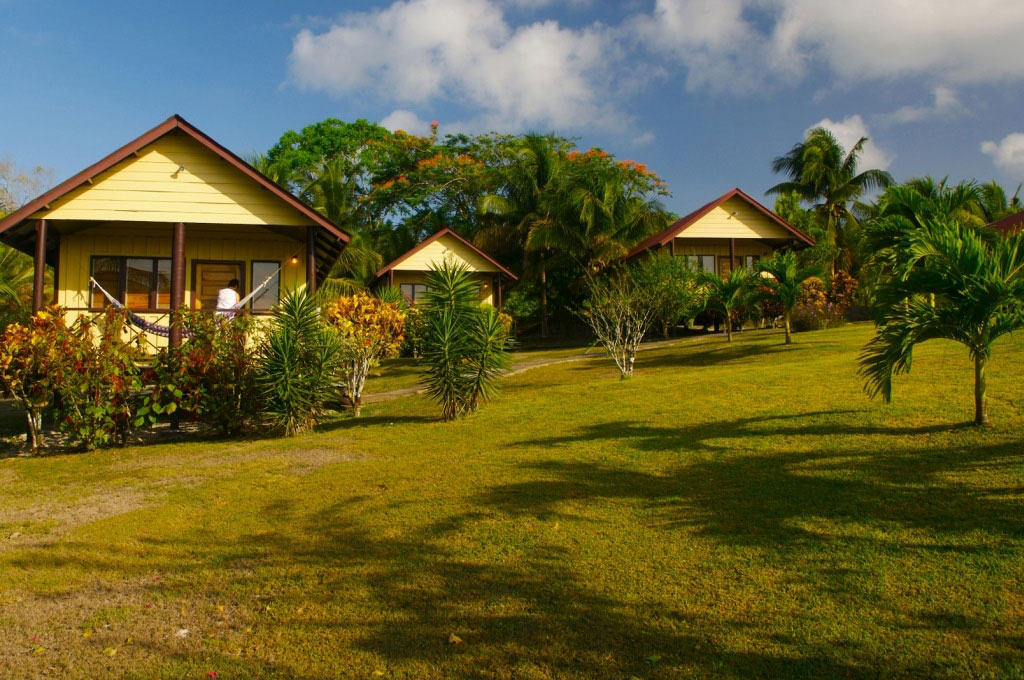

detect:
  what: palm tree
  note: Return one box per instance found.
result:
[758,251,821,344]
[531,160,668,274]
[768,128,894,272]
[478,134,568,337]
[0,244,33,305]
[976,180,1023,223]
[701,268,750,343]
[859,218,1024,426]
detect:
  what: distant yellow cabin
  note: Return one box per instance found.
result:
[375,228,517,307]
[0,115,350,349]
[626,188,814,275]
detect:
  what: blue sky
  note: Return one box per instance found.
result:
[4,0,1024,215]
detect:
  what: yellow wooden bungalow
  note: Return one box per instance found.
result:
[626,187,814,271]
[0,115,350,350]
[375,228,517,308]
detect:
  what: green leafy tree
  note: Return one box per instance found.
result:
[758,251,822,344]
[859,218,1024,426]
[632,253,706,338]
[701,268,750,343]
[579,264,660,379]
[420,260,510,420]
[257,287,343,435]
[768,128,893,272]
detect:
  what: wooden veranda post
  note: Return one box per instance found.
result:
[169,222,186,349]
[496,275,503,310]
[169,222,186,430]
[306,225,317,295]
[32,219,47,313]
[729,238,736,274]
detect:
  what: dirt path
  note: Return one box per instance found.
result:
[362,331,745,404]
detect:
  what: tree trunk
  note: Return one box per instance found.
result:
[662,321,670,339]
[784,312,792,345]
[974,354,988,426]
[540,257,549,339]
[725,316,733,343]
[25,409,41,452]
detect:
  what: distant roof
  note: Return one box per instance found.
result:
[626,187,815,259]
[986,210,1024,236]
[0,114,350,281]
[376,228,517,280]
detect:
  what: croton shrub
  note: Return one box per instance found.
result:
[0,307,146,451]
[324,292,405,416]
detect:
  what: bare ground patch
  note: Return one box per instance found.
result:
[0,574,262,680]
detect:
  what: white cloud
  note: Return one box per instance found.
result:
[379,109,433,136]
[981,133,1024,176]
[634,0,1024,92]
[288,0,625,132]
[631,131,655,146]
[809,115,893,171]
[883,86,963,125]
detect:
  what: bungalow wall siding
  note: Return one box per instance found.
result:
[58,223,306,313]
[671,237,774,259]
[396,235,499,273]
[391,269,495,306]
[678,197,793,240]
[31,135,312,227]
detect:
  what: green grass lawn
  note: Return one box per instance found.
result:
[1,324,1022,679]
[364,343,603,395]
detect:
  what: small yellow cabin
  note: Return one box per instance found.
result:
[626,188,814,273]
[0,115,350,349]
[375,228,517,307]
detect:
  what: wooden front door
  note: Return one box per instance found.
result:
[718,256,733,279]
[191,261,244,310]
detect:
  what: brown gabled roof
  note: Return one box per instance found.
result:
[0,114,350,282]
[375,228,517,280]
[625,187,815,259]
[986,210,1024,236]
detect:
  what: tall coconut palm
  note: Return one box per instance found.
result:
[860,218,1024,426]
[478,134,568,337]
[531,160,669,274]
[768,128,894,272]
[701,268,750,343]
[758,251,821,345]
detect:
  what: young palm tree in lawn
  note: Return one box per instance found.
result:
[859,218,1024,426]
[420,259,510,420]
[758,251,821,345]
[701,268,750,343]
[768,128,893,272]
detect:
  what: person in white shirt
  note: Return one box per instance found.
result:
[216,278,241,319]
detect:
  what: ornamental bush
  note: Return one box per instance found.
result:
[145,311,261,436]
[324,292,405,416]
[0,307,146,451]
[790,277,844,332]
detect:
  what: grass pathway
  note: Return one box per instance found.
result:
[363,330,740,403]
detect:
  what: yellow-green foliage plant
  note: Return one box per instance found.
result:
[324,292,405,416]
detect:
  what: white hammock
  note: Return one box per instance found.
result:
[89,268,281,338]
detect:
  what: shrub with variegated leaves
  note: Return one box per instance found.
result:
[324,293,405,416]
